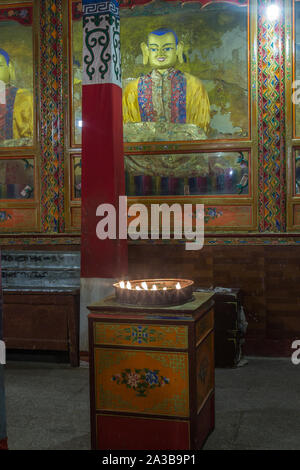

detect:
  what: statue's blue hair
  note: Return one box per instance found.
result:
[0,49,9,65]
[148,28,178,45]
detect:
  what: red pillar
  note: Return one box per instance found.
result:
[80,0,127,350]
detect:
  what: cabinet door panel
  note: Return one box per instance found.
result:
[94,347,189,417]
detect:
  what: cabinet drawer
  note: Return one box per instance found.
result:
[94,322,188,349]
[95,414,190,450]
[94,347,189,417]
[195,309,214,346]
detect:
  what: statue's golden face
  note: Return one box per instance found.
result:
[147,32,177,70]
[0,54,10,84]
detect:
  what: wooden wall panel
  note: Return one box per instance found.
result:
[212,246,266,337]
[264,247,300,341]
[128,245,214,286]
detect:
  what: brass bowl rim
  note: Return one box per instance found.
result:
[113,278,194,289]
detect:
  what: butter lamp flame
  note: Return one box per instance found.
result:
[113,279,194,306]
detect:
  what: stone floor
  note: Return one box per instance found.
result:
[203,357,300,450]
[3,356,299,450]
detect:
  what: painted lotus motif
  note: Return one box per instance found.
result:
[111,368,170,397]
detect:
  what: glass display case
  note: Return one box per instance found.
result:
[0,1,38,232]
[68,0,256,232]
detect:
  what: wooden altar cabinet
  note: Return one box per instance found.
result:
[88,291,215,450]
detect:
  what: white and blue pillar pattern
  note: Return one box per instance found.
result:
[82,0,121,87]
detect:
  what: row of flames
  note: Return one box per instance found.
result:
[119,281,182,291]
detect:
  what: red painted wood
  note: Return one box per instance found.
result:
[194,394,214,449]
[96,414,190,450]
[0,438,8,450]
[81,83,128,278]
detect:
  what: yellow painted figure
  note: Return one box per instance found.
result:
[123,29,210,134]
[0,49,33,143]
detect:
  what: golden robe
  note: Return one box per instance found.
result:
[13,88,33,139]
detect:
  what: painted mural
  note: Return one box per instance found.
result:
[0,5,33,148]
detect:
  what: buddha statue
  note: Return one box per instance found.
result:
[122,28,210,141]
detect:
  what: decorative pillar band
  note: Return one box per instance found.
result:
[40,0,65,232]
[257,0,286,232]
[83,0,121,87]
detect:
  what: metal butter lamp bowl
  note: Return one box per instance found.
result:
[113,278,194,306]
